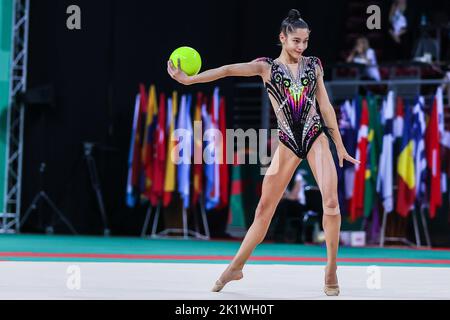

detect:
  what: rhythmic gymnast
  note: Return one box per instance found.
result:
[167,9,360,296]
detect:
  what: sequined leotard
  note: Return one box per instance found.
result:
[257,56,328,159]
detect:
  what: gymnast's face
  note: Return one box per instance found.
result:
[280,28,310,60]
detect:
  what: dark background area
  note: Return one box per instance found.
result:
[22,0,450,239]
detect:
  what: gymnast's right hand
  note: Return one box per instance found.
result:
[167,59,191,85]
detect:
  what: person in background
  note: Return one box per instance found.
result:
[442,66,450,106]
[271,168,307,243]
[346,36,381,81]
[388,0,410,60]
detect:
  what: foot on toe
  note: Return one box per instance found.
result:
[211,268,243,292]
[324,265,339,296]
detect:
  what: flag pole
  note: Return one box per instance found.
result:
[379,209,388,247]
[182,205,188,240]
[419,204,432,248]
[412,206,421,247]
[200,193,210,239]
[192,203,201,236]
[150,200,161,238]
[141,202,153,237]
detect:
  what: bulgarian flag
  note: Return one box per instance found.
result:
[228,156,246,227]
[396,101,416,217]
[350,98,369,222]
[425,96,442,219]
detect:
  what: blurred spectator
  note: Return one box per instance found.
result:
[412,12,441,63]
[346,36,381,81]
[413,29,439,63]
[389,0,408,42]
[442,66,450,105]
[387,0,411,60]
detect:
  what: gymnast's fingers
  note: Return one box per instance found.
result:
[345,154,360,165]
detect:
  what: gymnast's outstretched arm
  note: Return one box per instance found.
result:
[167,58,268,85]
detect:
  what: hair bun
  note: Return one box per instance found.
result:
[287,9,301,21]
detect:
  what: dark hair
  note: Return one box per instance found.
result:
[280,9,310,37]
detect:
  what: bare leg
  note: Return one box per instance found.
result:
[212,143,302,291]
[306,133,341,290]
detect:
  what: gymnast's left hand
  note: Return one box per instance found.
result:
[336,145,360,167]
[167,58,191,85]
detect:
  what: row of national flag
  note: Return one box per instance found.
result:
[338,87,450,222]
[126,84,229,211]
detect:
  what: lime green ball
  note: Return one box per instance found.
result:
[169,46,202,76]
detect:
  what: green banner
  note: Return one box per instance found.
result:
[0,0,13,212]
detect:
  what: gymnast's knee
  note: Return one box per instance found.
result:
[254,200,275,225]
[322,198,341,216]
